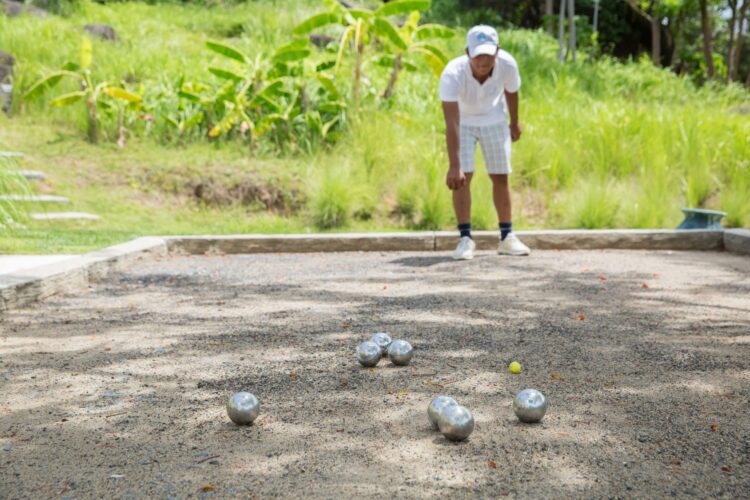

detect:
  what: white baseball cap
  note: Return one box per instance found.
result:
[466,25,499,58]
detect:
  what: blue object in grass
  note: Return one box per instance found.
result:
[676,208,726,230]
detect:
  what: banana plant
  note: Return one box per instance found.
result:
[23,36,142,143]
[293,0,451,101]
[374,10,454,99]
[203,38,343,150]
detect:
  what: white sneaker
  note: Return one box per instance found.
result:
[453,236,476,260]
[498,233,530,256]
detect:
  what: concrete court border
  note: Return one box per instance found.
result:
[1,229,748,313]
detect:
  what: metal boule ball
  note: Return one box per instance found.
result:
[387,340,413,366]
[513,388,548,423]
[370,332,392,356]
[437,404,474,442]
[356,340,381,367]
[427,396,458,430]
[226,391,260,426]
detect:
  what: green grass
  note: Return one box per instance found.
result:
[1,0,749,253]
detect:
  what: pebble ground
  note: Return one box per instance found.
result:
[1,249,749,498]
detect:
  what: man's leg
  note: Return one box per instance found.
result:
[490,174,511,227]
[479,121,530,256]
[452,125,477,260]
[453,172,474,226]
[452,173,476,260]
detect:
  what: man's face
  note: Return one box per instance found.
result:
[467,48,498,78]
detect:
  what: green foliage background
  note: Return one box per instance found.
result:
[0,0,748,253]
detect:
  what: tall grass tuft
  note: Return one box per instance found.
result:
[0,155,32,231]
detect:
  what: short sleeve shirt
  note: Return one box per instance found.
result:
[439,50,520,126]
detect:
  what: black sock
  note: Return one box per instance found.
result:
[458,223,472,239]
[500,222,512,241]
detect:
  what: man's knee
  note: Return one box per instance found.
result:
[489,174,508,186]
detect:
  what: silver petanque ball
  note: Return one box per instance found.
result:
[356,340,382,367]
[387,340,413,366]
[428,396,458,430]
[370,332,392,356]
[227,391,260,426]
[513,388,548,423]
[437,404,475,441]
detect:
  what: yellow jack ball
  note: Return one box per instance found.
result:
[508,361,522,374]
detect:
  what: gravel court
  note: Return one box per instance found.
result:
[1,249,749,498]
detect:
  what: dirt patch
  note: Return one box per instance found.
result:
[191,176,302,213]
[1,250,749,497]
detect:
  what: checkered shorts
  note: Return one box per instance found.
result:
[459,122,512,175]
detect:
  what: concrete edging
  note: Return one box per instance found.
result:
[435,229,724,251]
[166,229,725,254]
[0,237,167,312]
[724,229,750,256]
[0,229,746,313]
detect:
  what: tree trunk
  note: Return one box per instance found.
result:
[651,13,661,65]
[382,53,402,100]
[699,0,715,78]
[593,0,599,33]
[568,0,576,62]
[558,0,566,61]
[730,1,749,81]
[671,9,686,72]
[353,22,364,103]
[545,0,554,34]
[86,99,98,144]
[728,1,738,81]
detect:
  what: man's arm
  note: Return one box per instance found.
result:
[505,91,522,142]
[442,101,465,190]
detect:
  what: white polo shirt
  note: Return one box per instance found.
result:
[439,51,521,127]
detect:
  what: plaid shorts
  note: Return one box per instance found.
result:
[459,122,512,175]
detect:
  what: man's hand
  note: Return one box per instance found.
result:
[446,167,466,191]
[510,122,522,142]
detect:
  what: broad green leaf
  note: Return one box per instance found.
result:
[49,91,86,107]
[273,48,311,63]
[318,101,346,113]
[293,12,341,36]
[373,54,398,67]
[413,46,446,77]
[62,62,80,72]
[348,8,374,21]
[177,89,201,102]
[206,41,247,64]
[208,67,244,81]
[335,25,355,68]
[257,79,285,97]
[103,87,142,103]
[413,42,448,64]
[22,71,70,100]
[164,115,179,129]
[322,115,339,136]
[413,24,454,40]
[277,39,310,51]
[316,60,336,72]
[185,112,204,129]
[373,18,407,50]
[375,0,431,17]
[316,74,340,99]
[80,36,92,70]
[401,58,418,71]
